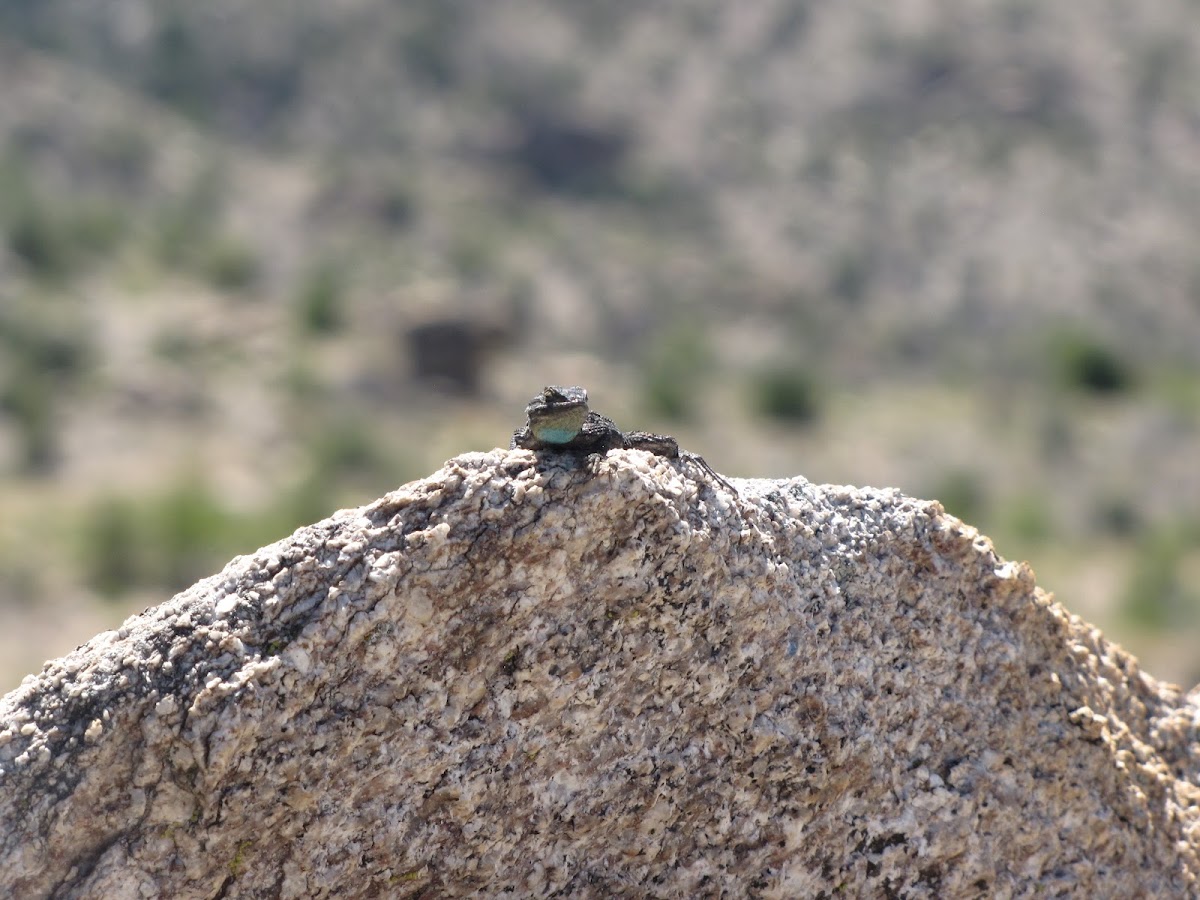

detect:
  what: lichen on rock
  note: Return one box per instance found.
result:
[1,448,1198,897]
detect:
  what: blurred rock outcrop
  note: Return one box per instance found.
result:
[405,317,513,395]
[1,449,1197,898]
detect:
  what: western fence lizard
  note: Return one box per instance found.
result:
[510,385,736,493]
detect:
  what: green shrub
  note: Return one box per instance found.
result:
[1119,526,1198,630]
[933,470,986,523]
[1000,493,1055,544]
[7,204,72,280]
[151,327,201,364]
[1093,495,1140,537]
[309,418,387,480]
[448,228,500,282]
[18,322,91,379]
[296,260,346,335]
[82,496,143,600]
[154,164,226,269]
[66,200,130,257]
[5,193,129,282]
[203,236,261,292]
[641,326,713,422]
[0,309,93,474]
[1049,331,1136,395]
[750,365,821,425]
[0,374,56,474]
[280,420,395,526]
[146,14,215,119]
[80,475,305,599]
[153,477,231,590]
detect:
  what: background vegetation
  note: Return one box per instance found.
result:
[1,0,1199,688]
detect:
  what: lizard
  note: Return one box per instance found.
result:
[510,385,736,494]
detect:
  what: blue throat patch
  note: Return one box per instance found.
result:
[534,426,580,445]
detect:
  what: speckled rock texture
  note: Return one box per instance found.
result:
[2,448,1198,898]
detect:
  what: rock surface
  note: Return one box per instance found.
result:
[1,448,1198,898]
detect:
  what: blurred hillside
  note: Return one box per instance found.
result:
[1,1,1199,688]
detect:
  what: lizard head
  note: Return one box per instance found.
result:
[525,385,590,445]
